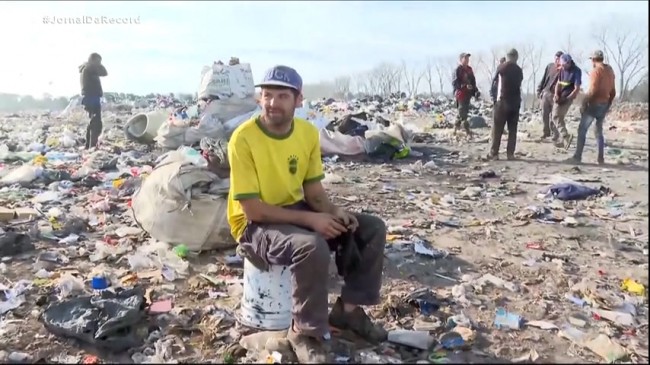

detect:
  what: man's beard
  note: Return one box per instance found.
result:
[265,111,294,126]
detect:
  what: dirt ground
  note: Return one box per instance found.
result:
[0,114,648,364]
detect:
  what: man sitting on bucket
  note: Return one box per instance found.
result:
[227,65,388,363]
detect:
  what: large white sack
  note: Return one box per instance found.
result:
[198,63,255,100]
[155,98,258,149]
[131,157,234,252]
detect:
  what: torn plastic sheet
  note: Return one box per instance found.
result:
[41,287,147,352]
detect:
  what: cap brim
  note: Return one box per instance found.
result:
[255,80,299,90]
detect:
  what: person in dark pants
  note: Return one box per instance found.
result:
[452,52,480,139]
[79,53,108,149]
[227,66,387,363]
[487,48,524,161]
[536,51,564,141]
[566,50,616,165]
[490,57,508,134]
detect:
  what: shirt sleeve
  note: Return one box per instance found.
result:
[573,68,582,86]
[228,133,260,200]
[304,128,325,184]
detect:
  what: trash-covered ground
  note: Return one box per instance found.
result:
[1,98,647,364]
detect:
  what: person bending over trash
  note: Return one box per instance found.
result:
[227,65,388,363]
[452,52,480,139]
[565,50,616,165]
[79,53,108,149]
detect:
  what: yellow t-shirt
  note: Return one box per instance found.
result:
[227,116,325,241]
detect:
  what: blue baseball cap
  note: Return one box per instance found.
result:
[256,65,303,91]
[560,54,572,65]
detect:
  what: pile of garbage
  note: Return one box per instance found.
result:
[120,59,423,161]
[1,55,647,363]
[310,95,493,129]
[608,102,649,121]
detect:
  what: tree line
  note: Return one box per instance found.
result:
[0,92,197,112]
[302,21,649,107]
[2,21,647,113]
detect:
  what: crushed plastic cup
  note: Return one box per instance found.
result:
[127,253,155,272]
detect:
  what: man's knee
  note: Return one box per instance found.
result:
[292,232,330,267]
[355,214,387,249]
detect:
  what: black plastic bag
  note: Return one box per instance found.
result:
[334,231,362,278]
[0,232,35,256]
[41,287,146,352]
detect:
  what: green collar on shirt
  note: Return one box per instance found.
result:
[255,116,295,140]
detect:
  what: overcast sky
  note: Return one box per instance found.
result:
[0,1,647,96]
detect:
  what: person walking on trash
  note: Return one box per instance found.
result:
[79,53,108,149]
[536,51,564,142]
[452,52,480,139]
[565,50,616,165]
[227,65,388,363]
[552,53,581,149]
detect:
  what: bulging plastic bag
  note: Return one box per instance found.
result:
[0,165,42,185]
[198,62,255,100]
[41,287,147,352]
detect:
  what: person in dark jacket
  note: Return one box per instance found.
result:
[452,52,480,138]
[536,51,563,141]
[487,48,523,161]
[490,57,508,134]
[552,54,581,149]
[79,53,108,149]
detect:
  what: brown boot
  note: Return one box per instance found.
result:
[328,297,387,344]
[287,324,329,364]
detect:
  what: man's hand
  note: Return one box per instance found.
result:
[306,212,348,239]
[333,207,359,231]
[579,100,588,114]
[553,94,559,103]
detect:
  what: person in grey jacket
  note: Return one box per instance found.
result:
[536,51,563,141]
[79,53,108,149]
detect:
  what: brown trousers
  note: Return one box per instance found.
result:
[552,100,572,139]
[490,99,520,157]
[540,91,558,137]
[239,201,386,338]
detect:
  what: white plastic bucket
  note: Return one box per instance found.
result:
[124,111,168,143]
[239,259,292,330]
